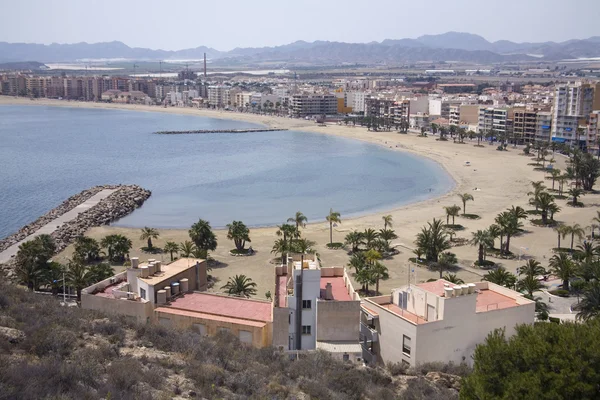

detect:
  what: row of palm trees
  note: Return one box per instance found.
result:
[344,227,398,254]
[528,181,561,225]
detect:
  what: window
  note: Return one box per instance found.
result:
[302,300,312,309]
[403,335,411,356]
[140,288,146,300]
[193,323,207,336]
[343,353,350,362]
[302,325,311,335]
[219,327,231,334]
[239,330,253,344]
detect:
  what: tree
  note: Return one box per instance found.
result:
[271,239,289,264]
[570,280,587,304]
[487,224,502,250]
[344,231,365,253]
[325,208,341,245]
[553,225,569,249]
[568,187,585,205]
[73,236,101,263]
[470,230,493,265]
[90,262,115,282]
[462,322,600,399]
[549,253,576,291]
[378,229,398,252]
[189,219,217,258]
[348,252,372,293]
[517,274,544,297]
[14,235,56,290]
[533,192,558,225]
[482,267,517,288]
[573,283,600,321]
[139,227,160,250]
[66,258,96,302]
[226,220,251,251]
[362,228,379,250]
[443,273,464,284]
[100,234,132,262]
[458,193,474,215]
[382,215,393,230]
[434,252,457,279]
[444,205,461,225]
[163,241,179,261]
[179,241,196,257]
[495,211,522,255]
[287,211,307,234]
[414,219,451,263]
[565,223,585,250]
[576,242,599,263]
[517,259,546,278]
[221,275,257,298]
[549,168,562,190]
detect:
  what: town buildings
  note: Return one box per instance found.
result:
[551,82,600,147]
[361,279,535,366]
[290,94,337,117]
[478,107,514,138]
[273,254,362,361]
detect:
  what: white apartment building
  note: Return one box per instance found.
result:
[207,85,230,107]
[273,255,362,361]
[345,91,367,113]
[478,107,513,137]
[235,92,253,108]
[551,82,600,146]
[361,279,535,366]
[535,112,552,143]
[272,86,289,98]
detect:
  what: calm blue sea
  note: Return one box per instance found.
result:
[0,105,453,237]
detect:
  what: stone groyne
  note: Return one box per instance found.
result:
[0,185,151,271]
[154,128,287,135]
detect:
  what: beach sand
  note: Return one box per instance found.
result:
[2,97,599,297]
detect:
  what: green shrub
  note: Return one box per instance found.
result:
[549,289,570,297]
[326,242,344,249]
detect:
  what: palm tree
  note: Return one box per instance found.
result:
[226,221,251,251]
[470,230,493,265]
[570,280,587,304]
[517,259,546,278]
[344,231,365,253]
[179,241,196,257]
[443,273,464,284]
[534,192,557,225]
[549,253,576,291]
[287,211,308,234]
[271,239,289,264]
[100,234,132,262]
[495,211,522,255]
[573,283,600,321]
[382,215,393,230]
[415,219,451,263]
[66,258,96,302]
[371,261,389,295]
[553,225,568,249]
[163,241,179,261]
[90,262,115,281]
[435,252,457,279]
[458,193,474,215]
[482,267,517,288]
[508,205,528,222]
[378,229,398,251]
[363,228,379,250]
[189,218,218,259]
[444,205,461,225]
[221,275,257,298]
[74,236,101,263]
[568,188,585,205]
[487,224,502,250]
[593,211,600,238]
[325,208,341,245]
[140,227,159,250]
[348,252,372,293]
[566,223,586,250]
[549,169,562,190]
[576,242,599,263]
[517,274,545,297]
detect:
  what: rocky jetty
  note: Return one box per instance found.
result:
[0,185,151,272]
[154,128,287,134]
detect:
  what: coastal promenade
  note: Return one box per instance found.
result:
[0,189,118,264]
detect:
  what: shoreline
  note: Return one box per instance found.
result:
[0,96,460,231]
[6,95,598,297]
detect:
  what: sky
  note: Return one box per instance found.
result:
[1,0,599,51]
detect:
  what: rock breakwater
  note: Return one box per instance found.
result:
[154,128,287,134]
[0,185,151,272]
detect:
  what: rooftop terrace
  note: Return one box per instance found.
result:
[165,292,272,323]
[319,276,352,301]
[138,258,203,285]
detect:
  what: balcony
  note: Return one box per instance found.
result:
[360,322,379,343]
[360,342,377,364]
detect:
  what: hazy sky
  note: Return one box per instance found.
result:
[2,0,599,51]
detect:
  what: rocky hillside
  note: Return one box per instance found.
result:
[0,284,466,399]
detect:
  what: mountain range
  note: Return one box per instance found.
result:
[1,32,599,65]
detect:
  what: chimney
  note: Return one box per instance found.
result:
[164,286,172,299]
[156,290,167,305]
[130,257,139,269]
[325,282,333,300]
[140,266,149,278]
[154,261,162,273]
[180,278,189,293]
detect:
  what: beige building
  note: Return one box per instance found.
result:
[274,254,362,361]
[513,109,538,144]
[361,279,535,366]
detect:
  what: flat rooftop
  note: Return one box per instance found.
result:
[476,289,518,312]
[320,276,352,301]
[416,279,456,296]
[94,280,126,298]
[138,257,203,285]
[166,292,272,322]
[155,307,267,328]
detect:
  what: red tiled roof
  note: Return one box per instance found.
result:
[416,279,456,296]
[320,277,352,301]
[167,293,272,322]
[476,289,518,312]
[155,307,267,327]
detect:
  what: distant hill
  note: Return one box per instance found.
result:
[1,32,599,65]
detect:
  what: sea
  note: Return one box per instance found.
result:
[0,105,454,238]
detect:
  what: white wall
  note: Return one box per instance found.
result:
[429,99,442,116]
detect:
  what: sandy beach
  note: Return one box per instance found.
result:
[3,96,599,297]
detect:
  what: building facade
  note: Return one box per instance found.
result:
[290,94,337,117]
[551,82,600,147]
[361,279,535,366]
